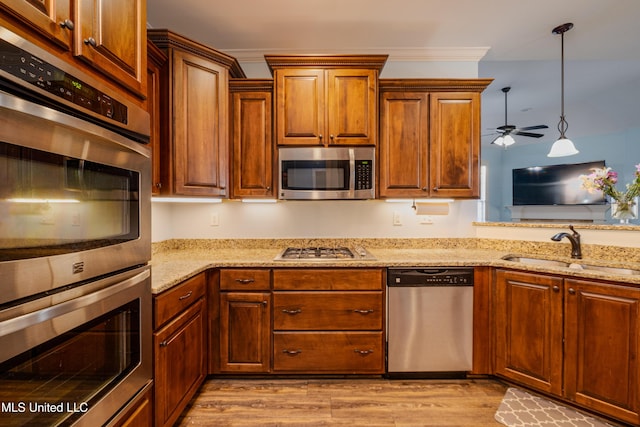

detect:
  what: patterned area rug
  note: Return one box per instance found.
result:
[495,387,617,427]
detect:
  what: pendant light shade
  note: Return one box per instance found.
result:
[547,22,579,157]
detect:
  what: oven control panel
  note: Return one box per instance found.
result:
[0,39,128,125]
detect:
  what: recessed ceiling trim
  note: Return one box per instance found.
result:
[222,47,490,63]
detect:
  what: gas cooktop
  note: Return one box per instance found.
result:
[274,246,376,261]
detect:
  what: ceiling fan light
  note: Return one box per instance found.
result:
[492,136,505,146]
[502,134,516,147]
[547,137,579,157]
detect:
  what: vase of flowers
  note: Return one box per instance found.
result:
[580,163,640,224]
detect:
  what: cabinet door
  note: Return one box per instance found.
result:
[231,88,273,198]
[154,298,206,427]
[429,92,480,198]
[74,0,146,95]
[275,69,324,145]
[219,292,271,373]
[494,270,563,395]
[378,91,429,197]
[0,0,73,48]
[147,41,166,195]
[172,49,228,196]
[326,69,377,146]
[564,279,640,425]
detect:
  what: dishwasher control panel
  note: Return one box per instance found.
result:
[387,268,474,286]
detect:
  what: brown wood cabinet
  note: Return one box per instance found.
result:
[378,79,491,198]
[265,55,387,146]
[229,79,274,198]
[218,269,271,373]
[495,269,640,425]
[564,278,640,425]
[272,268,384,374]
[1,0,147,97]
[153,273,208,427]
[110,381,153,427]
[146,40,166,195]
[148,29,244,197]
[494,269,564,395]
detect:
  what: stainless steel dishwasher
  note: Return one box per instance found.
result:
[386,267,474,377]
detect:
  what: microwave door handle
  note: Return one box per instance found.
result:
[349,148,355,197]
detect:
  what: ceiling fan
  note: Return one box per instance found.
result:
[488,86,548,147]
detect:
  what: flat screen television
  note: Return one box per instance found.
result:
[512,161,607,206]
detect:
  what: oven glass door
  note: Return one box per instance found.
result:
[0,141,139,261]
[281,159,350,191]
[0,266,151,426]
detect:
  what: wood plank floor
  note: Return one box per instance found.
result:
[176,378,509,426]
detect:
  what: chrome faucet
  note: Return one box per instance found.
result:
[551,225,582,259]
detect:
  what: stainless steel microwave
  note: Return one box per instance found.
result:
[279,147,375,200]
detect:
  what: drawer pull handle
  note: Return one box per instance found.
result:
[282,349,302,356]
[178,291,193,301]
[235,278,255,284]
[354,349,374,356]
[282,309,302,315]
[353,309,374,314]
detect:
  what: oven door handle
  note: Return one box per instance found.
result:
[0,267,150,363]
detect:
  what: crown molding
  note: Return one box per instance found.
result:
[222,47,490,63]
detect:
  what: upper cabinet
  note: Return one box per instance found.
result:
[378,79,492,199]
[265,55,387,146]
[229,79,274,199]
[0,0,147,98]
[148,29,245,198]
[74,0,146,95]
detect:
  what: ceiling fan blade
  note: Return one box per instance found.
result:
[514,131,545,138]
[518,125,549,131]
[496,125,516,132]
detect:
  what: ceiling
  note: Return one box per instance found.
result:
[147,0,640,147]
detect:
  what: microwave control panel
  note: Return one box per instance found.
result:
[355,160,373,190]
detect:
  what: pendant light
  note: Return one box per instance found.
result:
[548,22,579,157]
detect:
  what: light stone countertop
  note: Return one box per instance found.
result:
[150,240,640,294]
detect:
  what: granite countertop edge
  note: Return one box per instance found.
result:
[150,247,640,294]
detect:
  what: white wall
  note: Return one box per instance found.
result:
[152,200,478,242]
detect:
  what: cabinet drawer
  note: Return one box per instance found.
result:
[273,332,384,373]
[273,269,383,290]
[220,269,271,291]
[273,292,382,330]
[154,273,206,329]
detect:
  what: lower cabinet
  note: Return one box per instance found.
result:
[272,269,385,374]
[218,269,271,373]
[495,269,640,425]
[110,381,153,427]
[153,273,208,427]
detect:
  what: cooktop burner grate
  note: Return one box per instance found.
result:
[279,246,355,259]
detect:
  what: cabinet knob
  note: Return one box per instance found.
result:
[83,37,97,47]
[266,186,271,191]
[433,187,439,191]
[319,134,323,141]
[568,288,576,295]
[159,340,168,347]
[422,187,428,191]
[262,300,268,306]
[155,182,162,189]
[59,19,74,30]
[552,286,560,293]
[330,134,334,142]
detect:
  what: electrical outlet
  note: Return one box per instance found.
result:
[420,216,434,224]
[392,211,402,226]
[210,213,219,226]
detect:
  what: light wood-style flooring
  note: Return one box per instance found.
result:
[176,378,509,426]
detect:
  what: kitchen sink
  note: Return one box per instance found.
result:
[501,255,570,268]
[502,255,640,276]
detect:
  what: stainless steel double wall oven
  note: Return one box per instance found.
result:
[0,26,152,426]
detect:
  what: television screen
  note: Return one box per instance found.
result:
[512,161,607,206]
